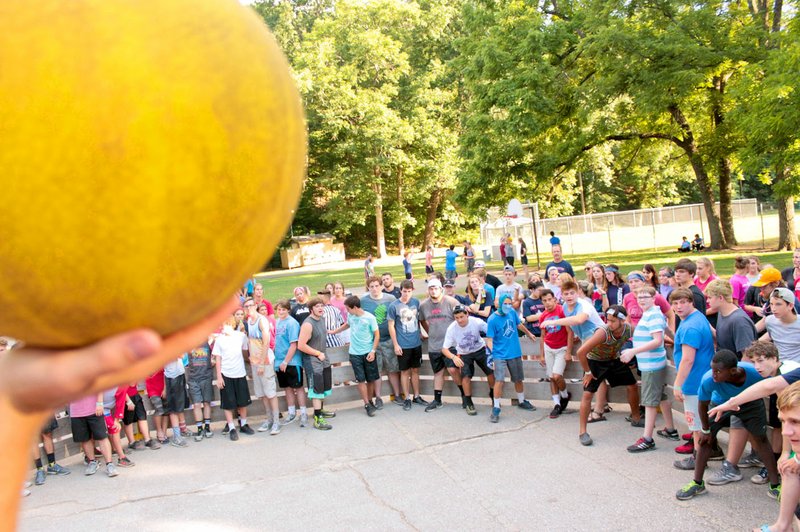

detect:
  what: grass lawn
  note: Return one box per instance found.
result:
[256,237,794,301]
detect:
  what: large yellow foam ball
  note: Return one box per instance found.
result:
[0,0,306,347]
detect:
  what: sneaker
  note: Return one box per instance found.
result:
[170,435,188,448]
[314,416,332,431]
[630,417,645,428]
[194,429,205,442]
[222,424,230,435]
[46,463,70,476]
[579,432,593,446]
[21,488,31,498]
[374,397,384,410]
[129,440,145,451]
[751,467,769,485]
[158,437,170,445]
[738,451,765,469]
[675,480,706,500]
[180,428,192,438]
[281,413,298,426]
[403,399,412,411]
[709,445,724,461]
[673,456,696,470]
[549,405,562,419]
[424,400,443,412]
[675,441,695,454]
[682,432,692,441]
[34,469,46,485]
[461,396,468,409]
[656,428,680,441]
[145,439,161,450]
[204,425,213,438]
[707,460,743,485]
[270,422,281,435]
[365,403,377,417]
[627,437,656,453]
[319,409,336,419]
[489,407,500,423]
[518,400,536,411]
[300,412,309,427]
[239,424,255,435]
[117,457,135,468]
[393,396,406,407]
[466,404,477,416]
[412,396,429,406]
[767,483,782,500]
[559,392,571,412]
[84,460,99,476]
[258,421,271,433]
[229,428,239,441]
[106,463,119,478]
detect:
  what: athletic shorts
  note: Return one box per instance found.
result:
[220,375,252,410]
[123,394,147,425]
[544,345,567,378]
[277,365,304,389]
[429,350,456,373]
[405,272,413,280]
[164,374,189,414]
[640,368,668,407]
[252,364,278,399]
[521,255,528,265]
[187,377,214,404]
[71,415,108,443]
[376,339,399,374]
[709,400,768,437]
[149,395,165,417]
[399,345,423,371]
[769,394,781,428]
[459,347,494,379]
[493,357,523,382]
[683,395,701,432]
[303,354,332,399]
[425,265,434,274]
[349,354,380,383]
[41,416,59,434]
[104,414,120,435]
[584,358,636,393]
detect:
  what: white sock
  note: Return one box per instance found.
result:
[559,390,569,398]
[272,411,280,423]
[300,407,307,414]
[552,394,560,405]
[239,418,247,426]
[517,392,526,403]
[288,406,296,415]
[493,398,501,408]
[228,422,236,430]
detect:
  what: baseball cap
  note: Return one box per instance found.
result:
[427,279,442,289]
[443,279,455,287]
[771,287,796,308]
[453,304,468,314]
[753,267,782,287]
[474,260,486,268]
[503,265,515,273]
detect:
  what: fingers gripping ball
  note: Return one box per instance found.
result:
[0,0,306,347]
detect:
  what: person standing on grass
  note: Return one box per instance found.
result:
[518,238,529,278]
[445,245,459,282]
[425,245,434,275]
[545,244,574,278]
[402,251,413,280]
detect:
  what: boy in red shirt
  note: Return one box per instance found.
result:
[539,288,574,418]
[145,369,168,444]
[122,384,160,450]
[103,387,134,467]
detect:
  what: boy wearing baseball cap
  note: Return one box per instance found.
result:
[757,287,800,364]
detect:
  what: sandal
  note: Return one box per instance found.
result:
[603,405,613,413]
[587,411,607,423]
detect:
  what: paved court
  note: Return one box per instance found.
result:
[19,399,781,532]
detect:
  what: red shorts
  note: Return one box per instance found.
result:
[104,415,120,435]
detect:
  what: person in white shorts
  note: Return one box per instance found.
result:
[538,288,573,418]
[244,298,280,435]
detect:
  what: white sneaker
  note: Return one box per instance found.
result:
[300,412,308,427]
[258,421,271,432]
[106,463,119,478]
[270,422,281,435]
[281,412,297,425]
[84,460,99,476]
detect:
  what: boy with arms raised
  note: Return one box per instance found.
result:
[538,288,573,418]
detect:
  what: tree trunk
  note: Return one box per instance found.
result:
[776,167,798,250]
[397,172,405,254]
[668,104,728,249]
[422,187,443,251]
[373,179,387,258]
[718,157,738,246]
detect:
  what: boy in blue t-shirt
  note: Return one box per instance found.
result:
[344,295,381,416]
[444,245,459,281]
[675,350,780,501]
[274,300,308,427]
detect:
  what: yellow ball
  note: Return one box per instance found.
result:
[0,0,306,347]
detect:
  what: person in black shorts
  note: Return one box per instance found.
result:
[122,384,160,451]
[31,416,71,486]
[388,280,430,410]
[274,300,309,427]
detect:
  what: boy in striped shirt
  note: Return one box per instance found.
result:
[620,286,677,452]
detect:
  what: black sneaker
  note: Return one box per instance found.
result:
[425,400,443,412]
[403,399,412,411]
[412,396,429,406]
[559,391,571,411]
[549,404,562,419]
[239,424,255,435]
[365,403,377,417]
[657,428,680,441]
[222,424,230,435]
[229,428,239,441]
[193,429,204,442]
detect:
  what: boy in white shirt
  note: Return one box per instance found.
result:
[212,316,253,441]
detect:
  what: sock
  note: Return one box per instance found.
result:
[171,425,180,437]
[34,458,43,470]
[204,419,211,430]
[559,390,569,398]
[288,406,296,416]
[239,417,247,426]
[458,385,465,398]
[552,394,560,405]
[434,390,442,402]
[770,482,780,489]
[644,437,654,442]
[489,389,494,400]
[493,398,501,408]
[465,396,473,406]
[314,409,322,418]
[179,422,187,432]
[228,422,236,430]
[517,392,526,403]
[300,407,307,414]
[196,421,203,429]
[46,452,55,466]
[272,411,280,423]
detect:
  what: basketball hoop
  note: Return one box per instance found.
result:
[507,198,523,218]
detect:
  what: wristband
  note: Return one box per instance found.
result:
[95,402,103,406]
[584,371,592,376]
[700,428,710,434]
